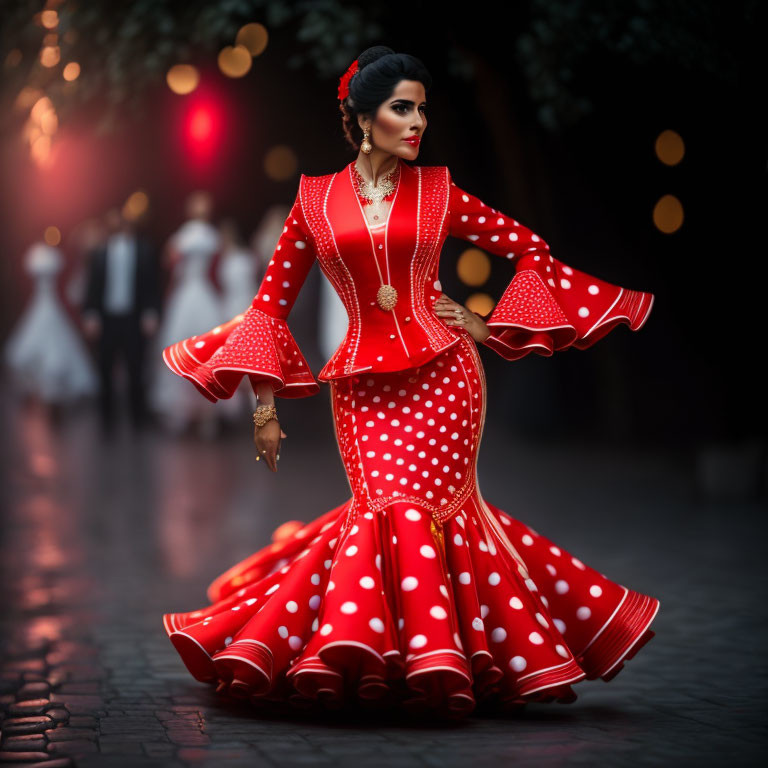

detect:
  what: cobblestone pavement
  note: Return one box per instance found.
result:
[1,389,766,767]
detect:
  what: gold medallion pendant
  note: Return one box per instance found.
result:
[376,284,398,311]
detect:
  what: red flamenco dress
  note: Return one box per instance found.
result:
[161,159,660,718]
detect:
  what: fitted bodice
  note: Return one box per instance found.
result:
[296,160,460,381]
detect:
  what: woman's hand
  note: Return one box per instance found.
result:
[254,419,286,472]
[434,294,490,343]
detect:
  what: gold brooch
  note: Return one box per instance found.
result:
[376,284,397,311]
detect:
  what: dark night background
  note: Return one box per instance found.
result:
[1,0,764,453]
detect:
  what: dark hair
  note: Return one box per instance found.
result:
[339,45,432,153]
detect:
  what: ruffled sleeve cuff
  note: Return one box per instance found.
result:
[162,305,320,402]
[482,252,655,361]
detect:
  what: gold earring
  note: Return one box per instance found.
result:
[361,127,372,154]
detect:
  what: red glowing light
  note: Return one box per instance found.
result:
[189,106,213,142]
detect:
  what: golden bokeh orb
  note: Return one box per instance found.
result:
[123,190,150,222]
[62,62,80,81]
[31,134,52,166]
[236,23,269,56]
[655,129,685,166]
[264,146,299,181]
[30,96,54,123]
[465,292,496,317]
[166,64,200,95]
[218,45,252,78]
[44,226,61,246]
[40,46,61,68]
[457,248,491,286]
[40,109,58,135]
[41,10,58,29]
[653,194,684,234]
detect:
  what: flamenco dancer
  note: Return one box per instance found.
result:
[161,46,660,718]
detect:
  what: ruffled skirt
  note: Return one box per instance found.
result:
[163,335,659,717]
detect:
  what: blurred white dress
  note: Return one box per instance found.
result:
[148,219,225,429]
[216,244,259,420]
[4,242,98,402]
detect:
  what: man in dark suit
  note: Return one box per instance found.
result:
[82,208,161,435]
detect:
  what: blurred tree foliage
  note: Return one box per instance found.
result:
[0,0,754,135]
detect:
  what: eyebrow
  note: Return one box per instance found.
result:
[390,99,427,106]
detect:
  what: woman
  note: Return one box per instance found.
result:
[149,191,224,435]
[161,46,659,718]
[5,240,98,407]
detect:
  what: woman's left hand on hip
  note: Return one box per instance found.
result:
[434,293,491,343]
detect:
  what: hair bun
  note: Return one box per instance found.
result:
[357,45,396,71]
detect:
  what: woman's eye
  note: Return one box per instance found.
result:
[394,105,427,114]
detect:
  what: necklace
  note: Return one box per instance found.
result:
[351,161,400,312]
[352,162,400,205]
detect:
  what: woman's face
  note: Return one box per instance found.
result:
[360,79,427,161]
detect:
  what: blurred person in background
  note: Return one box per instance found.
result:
[216,216,259,423]
[147,190,224,438]
[82,206,161,436]
[4,239,99,418]
[65,216,107,311]
[249,203,290,287]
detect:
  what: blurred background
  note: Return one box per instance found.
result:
[0,1,766,764]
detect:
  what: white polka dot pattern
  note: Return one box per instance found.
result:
[161,162,661,717]
[330,334,485,523]
[164,487,659,714]
[446,171,655,361]
[165,164,653,403]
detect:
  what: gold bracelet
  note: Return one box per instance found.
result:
[252,403,277,429]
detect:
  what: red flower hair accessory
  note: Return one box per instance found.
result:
[338,58,359,101]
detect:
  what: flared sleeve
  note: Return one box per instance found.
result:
[447,170,655,361]
[162,180,320,401]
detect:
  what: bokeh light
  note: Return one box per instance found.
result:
[457,248,491,286]
[41,9,58,29]
[40,109,58,135]
[653,194,684,233]
[264,146,299,181]
[44,226,61,246]
[218,45,252,78]
[655,129,685,166]
[62,62,80,81]
[30,96,54,124]
[181,94,224,166]
[40,46,61,68]
[189,107,214,142]
[167,64,200,95]
[236,23,269,56]
[465,293,496,316]
[30,134,52,167]
[123,190,149,222]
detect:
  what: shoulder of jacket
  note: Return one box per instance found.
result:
[415,165,451,183]
[299,171,336,182]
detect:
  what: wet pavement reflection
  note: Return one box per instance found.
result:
[1,388,766,767]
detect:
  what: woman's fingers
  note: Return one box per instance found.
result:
[256,435,279,471]
[254,421,282,471]
[434,298,467,327]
